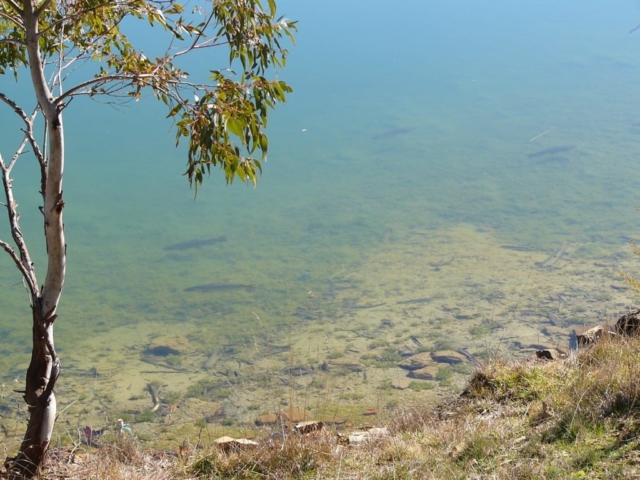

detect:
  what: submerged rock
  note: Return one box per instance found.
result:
[321,360,366,373]
[398,352,434,370]
[431,350,466,365]
[408,366,439,380]
[391,378,412,390]
[255,406,308,427]
[255,413,279,426]
[144,336,190,356]
[396,343,420,357]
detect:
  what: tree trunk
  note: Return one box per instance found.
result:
[4,3,67,476]
[7,301,59,478]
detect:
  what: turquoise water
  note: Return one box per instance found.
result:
[2,0,640,441]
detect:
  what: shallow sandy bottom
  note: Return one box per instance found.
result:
[1,224,636,450]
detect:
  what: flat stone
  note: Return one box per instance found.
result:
[431,350,465,364]
[391,378,412,390]
[323,417,347,425]
[321,360,366,373]
[397,343,419,357]
[294,421,324,435]
[255,413,279,426]
[407,366,439,380]
[575,325,609,346]
[535,349,564,361]
[398,352,434,370]
[348,427,389,445]
[215,436,258,453]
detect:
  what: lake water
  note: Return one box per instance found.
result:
[2,0,640,446]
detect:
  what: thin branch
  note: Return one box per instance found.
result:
[0,14,25,29]
[0,95,47,192]
[0,150,38,297]
[0,97,44,171]
[6,136,28,172]
[0,239,32,284]
[26,109,46,177]
[174,35,229,58]
[0,92,30,125]
[2,0,23,17]
[173,8,217,57]
[55,71,168,104]
[33,0,56,20]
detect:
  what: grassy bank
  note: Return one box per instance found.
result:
[32,329,640,479]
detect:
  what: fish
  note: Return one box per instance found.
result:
[347,301,387,309]
[396,297,430,305]
[163,235,227,251]
[140,355,190,372]
[372,127,415,140]
[527,145,575,159]
[265,344,291,355]
[184,283,255,293]
[501,245,536,252]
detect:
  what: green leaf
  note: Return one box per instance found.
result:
[166,104,182,118]
[259,135,268,156]
[227,118,244,137]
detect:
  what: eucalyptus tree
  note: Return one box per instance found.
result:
[0,0,295,476]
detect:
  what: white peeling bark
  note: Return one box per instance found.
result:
[8,0,65,477]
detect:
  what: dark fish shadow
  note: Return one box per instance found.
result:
[163,235,228,251]
[372,127,415,141]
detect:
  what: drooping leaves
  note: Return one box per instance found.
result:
[176,71,292,188]
[0,0,295,189]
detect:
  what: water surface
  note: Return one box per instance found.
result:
[1,0,640,444]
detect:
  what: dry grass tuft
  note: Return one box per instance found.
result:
[40,433,178,480]
[184,430,335,479]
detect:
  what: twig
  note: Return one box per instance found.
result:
[529,127,554,142]
[147,383,161,412]
[57,400,77,417]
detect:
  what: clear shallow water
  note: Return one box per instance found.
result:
[2,0,640,441]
